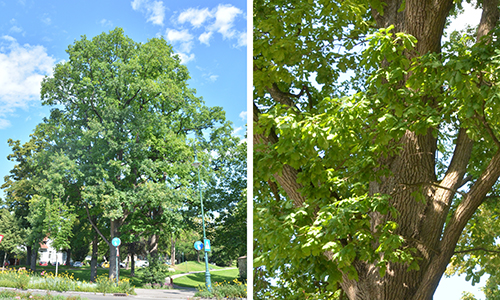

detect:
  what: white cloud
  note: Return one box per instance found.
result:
[176,52,195,64]
[236,32,247,47]
[100,19,113,27]
[239,111,247,121]
[131,0,144,10]
[178,8,212,28]
[0,36,56,129]
[9,26,22,33]
[173,4,246,49]
[209,74,218,82]
[131,0,165,26]
[210,4,243,39]
[41,17,51,25]
[199,31,212,45]
[166,28,193,43]
[232,126,244,137]
[166,28,194,53]
[0,119,10,129]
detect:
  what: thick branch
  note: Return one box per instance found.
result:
[454,247,500,255]
[253,102,306,207]
[85,203,110,246]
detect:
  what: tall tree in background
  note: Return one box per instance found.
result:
[206,141,247,266]
[254,0,500,299]
[2,127,50,269]
[0,208,24,268]
[40,27,231,281]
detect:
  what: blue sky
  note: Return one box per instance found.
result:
[0,0,247,198]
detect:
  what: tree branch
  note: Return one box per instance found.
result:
[454,247,500,255]
[85,203,110,246]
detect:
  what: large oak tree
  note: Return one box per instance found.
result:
[254,0,500,299]
[41,28,230,281]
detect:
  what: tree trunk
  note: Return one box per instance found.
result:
[170,236,177,266]
[3,252,7,270]
[26,246,31,266]
[129,242,136,277]
[65,248,71,266]
[30,245,36,271]
[109,218,120,281]
[90,232,98,282]
[340,2,500,299]
[147,234,158,258]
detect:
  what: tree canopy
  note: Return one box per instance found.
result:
[254,0,500,299]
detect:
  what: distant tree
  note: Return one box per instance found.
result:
[2,135,46,268]
[0,208,24,267]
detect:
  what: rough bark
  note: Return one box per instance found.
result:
[109,219,120,281]
[254,0,500,299]
[90,232,98,282]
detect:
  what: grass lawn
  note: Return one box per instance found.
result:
[171,261,225,275]
[173,268,240,289]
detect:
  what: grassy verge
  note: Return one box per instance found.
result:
[170,261,225,275]
[173,268,240,288]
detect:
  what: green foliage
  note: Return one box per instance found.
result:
[35,27,235,279]
[254,0,500,298]
[140,255,169,285]
[195,278,247,300]
[0,208,24,257]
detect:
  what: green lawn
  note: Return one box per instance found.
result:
[172,261,225,274]
[173,268,240,289]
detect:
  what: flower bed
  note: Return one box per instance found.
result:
[0,268,134,295]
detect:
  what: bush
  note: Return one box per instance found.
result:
[195,278,247,299]
[140,255,169,285]
[13,270,30,290]
[143,282,173,289]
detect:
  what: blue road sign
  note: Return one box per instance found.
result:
[194,241,203,251]
[111,237,121,247]
[204,239,211,252]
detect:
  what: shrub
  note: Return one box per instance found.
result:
[143,282,173,289]
[195,278,247,299]
[140,255,169,285]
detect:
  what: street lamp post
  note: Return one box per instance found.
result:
[193,153,212,292]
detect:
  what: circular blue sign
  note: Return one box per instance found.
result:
[112,237,121,247]
[194,241,203,251]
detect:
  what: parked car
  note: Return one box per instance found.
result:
[135,260,149,268]
[51,262,63,266]
[119,262,126,268]
[39,261,48,266]
[73,261,83,267]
